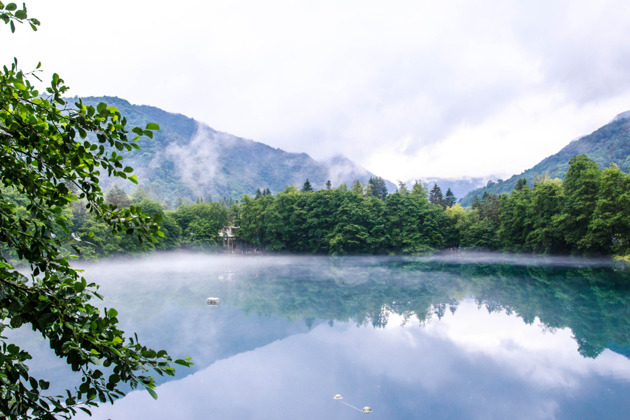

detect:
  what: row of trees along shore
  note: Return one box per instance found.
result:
[235,155,630,256]
[12,153,627,259]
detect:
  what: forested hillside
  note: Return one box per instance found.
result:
[461,113,630,205]
[76,97,395,205]
[7,154,623,259]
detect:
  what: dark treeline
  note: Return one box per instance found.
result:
[235,178,453,254]
[234,155,630,256]
[3,154,628,260]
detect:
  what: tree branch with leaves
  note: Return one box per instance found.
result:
[0,3,191,419]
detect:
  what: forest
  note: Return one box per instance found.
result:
[233,154,630,256]
[3,153,627,260]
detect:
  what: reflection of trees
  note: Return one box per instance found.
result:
[232,257,630,358]
[234,258,466,328]
[463,264,630,358]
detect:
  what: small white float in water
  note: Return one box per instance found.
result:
[206,297,221,305]
[333,394,372,414]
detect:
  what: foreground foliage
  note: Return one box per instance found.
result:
[0,5,190,418]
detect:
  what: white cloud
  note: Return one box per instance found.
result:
[4,0,630,181]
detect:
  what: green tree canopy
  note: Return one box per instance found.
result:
[556,154,602,252]
[366,176,388,200]
[443,188,456,207]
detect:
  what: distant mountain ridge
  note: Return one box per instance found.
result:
[418,177,489,202]
[77,97,395,205]
[460,112,630,205]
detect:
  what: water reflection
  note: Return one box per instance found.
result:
[75,302,630,419]
[18,252,630,419]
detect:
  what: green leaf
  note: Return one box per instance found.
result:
[145,122,159,130]
[145,386,158,400]
[14,9,25,19]
[97,102,107,114]
[5,3,17,11]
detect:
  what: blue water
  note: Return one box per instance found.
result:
[17,252,630,419]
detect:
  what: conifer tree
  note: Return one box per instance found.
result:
[444,188,456,207]
[301,179,313,192]
[429,183,444,207]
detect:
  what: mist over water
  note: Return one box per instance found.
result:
[11,252,630,419]
[417,250,620,267]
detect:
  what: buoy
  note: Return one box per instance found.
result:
[206,297,220,305]
[334,393,371,414]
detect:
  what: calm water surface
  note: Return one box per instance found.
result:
[20,252,630,419]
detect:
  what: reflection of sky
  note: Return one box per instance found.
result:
[74,300,630,420]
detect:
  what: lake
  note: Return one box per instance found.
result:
[16,252,630,419]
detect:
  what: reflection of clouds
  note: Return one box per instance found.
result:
[423,300,630,389]
[63,254,630,419]
[77,309,630,420]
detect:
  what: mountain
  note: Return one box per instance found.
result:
[419,177,489,202]
[76,97,395,205]
[460,112,630,205]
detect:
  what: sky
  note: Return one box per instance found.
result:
[4,0,630,182]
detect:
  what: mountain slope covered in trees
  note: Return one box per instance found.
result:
[78,97,395,205]
[461,113,630,205]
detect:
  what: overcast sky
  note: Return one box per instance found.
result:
[4,0,630,181]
